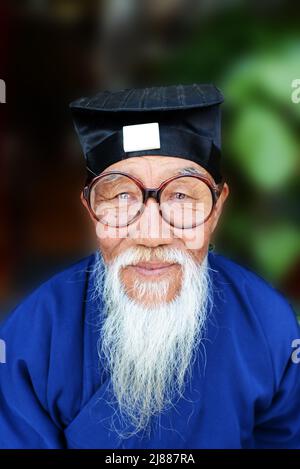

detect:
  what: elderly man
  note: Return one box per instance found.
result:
[0,84,300,449]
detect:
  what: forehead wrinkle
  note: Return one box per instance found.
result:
[107,159,206,186]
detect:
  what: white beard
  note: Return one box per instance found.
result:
[91,246,212,439]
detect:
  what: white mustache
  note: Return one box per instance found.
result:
[108,246,195,270]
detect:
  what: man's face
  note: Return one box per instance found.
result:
[83,155,229,436]
[83,155,229,305]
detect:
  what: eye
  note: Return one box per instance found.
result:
[118,192,130,200]
[173,192,186,200]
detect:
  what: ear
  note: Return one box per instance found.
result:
[80,191,98,228]
[210,182,229,234]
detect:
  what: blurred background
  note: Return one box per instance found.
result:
[0,0,299,319]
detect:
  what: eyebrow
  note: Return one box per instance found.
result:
[101,173,125,182]
[101,166,205,184]
[175,166,204,176]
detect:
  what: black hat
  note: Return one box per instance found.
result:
[69,83,224,183]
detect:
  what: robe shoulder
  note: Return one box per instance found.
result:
[209,251,300,386]
[1,253,95,335]
[209,251,298,326]
[0,253,96,448]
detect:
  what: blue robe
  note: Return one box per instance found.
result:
[0,251,300,449]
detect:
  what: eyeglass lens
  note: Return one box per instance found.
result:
[89,174,213,228]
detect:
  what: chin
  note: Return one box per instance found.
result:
[125,280,181,306]
[132,297,165,307]
[134,292,177,307]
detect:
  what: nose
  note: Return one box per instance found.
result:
[128,198,173,248]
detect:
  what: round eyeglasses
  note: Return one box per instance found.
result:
[83,171,223,229]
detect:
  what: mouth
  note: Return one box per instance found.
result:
[129,261,178,277]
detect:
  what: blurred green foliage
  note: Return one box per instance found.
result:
[222,40,300,290]
[154,15,300,313]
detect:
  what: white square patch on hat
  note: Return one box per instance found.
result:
[123,122,160,153]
